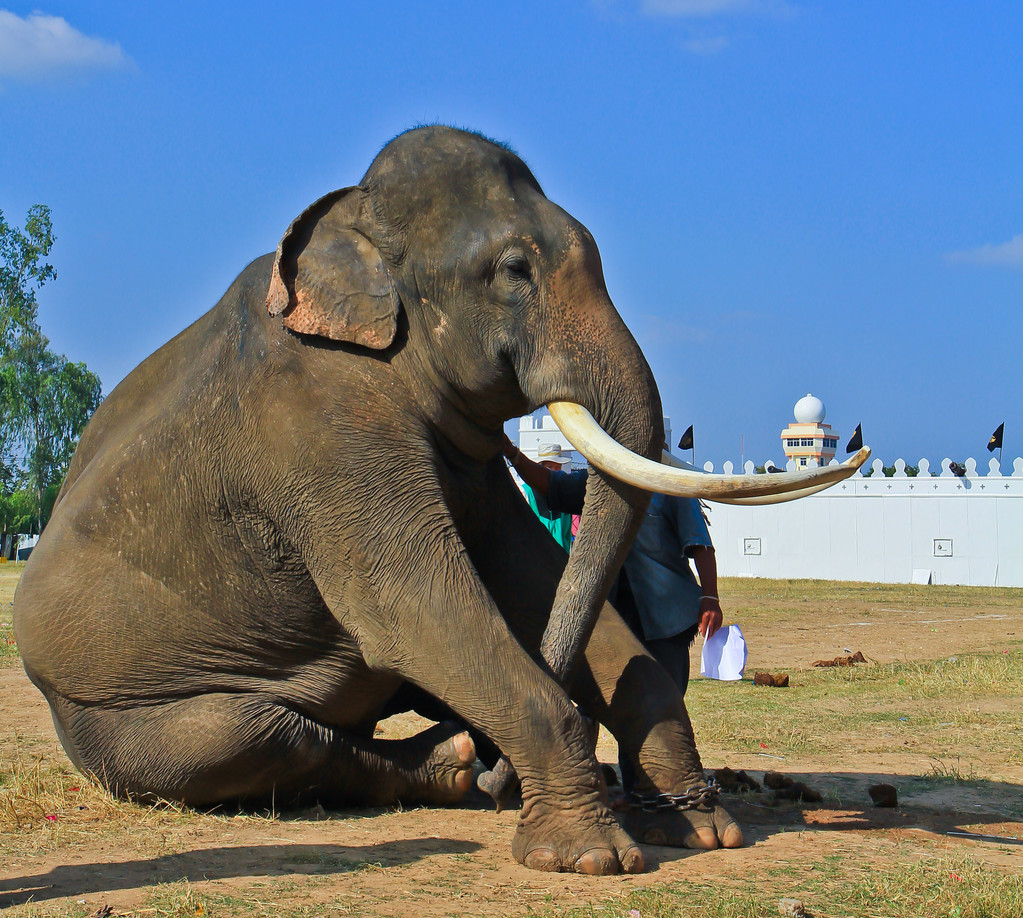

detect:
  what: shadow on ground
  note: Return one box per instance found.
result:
[0,837,481,907]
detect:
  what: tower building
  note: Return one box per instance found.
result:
[780,394,839,468]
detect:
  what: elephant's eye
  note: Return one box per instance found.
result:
[502,256,532,283]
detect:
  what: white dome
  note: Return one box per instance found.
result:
[794,393,826,424]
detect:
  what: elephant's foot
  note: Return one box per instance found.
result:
[512,794,645,875]
[396,722,477,805]
[618,801,743,850]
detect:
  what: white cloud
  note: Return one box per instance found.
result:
[682,35,730,54]
[0,11,131,80]
[642,0,794,17]
[945,234,1023,269]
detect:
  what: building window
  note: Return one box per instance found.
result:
[799,457,807,466]
[800,438,814,447]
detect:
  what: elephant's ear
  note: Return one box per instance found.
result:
[266,186,401,350]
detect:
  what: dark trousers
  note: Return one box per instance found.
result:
[614,570,699,793]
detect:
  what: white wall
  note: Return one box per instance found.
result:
[706,456,1023,587]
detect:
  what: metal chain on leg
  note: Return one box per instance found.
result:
[626,778,721,812]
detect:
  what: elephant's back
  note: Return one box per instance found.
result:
[58,253,276,501]
[14,255,279,686]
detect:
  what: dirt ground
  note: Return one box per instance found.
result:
[2,582,1022,916]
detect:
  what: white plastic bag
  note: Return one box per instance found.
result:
[700,624,747,681]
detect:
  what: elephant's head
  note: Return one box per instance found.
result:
[266,126,867,680]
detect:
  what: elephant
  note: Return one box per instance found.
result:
[14,126,865,875]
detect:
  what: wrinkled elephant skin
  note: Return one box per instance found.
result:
[14,127,739,874]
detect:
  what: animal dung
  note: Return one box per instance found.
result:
[711,766,762,792]
[868,783,898,807]
[778,898,808,917]
[812,650,867,667]
[764,770,794,790]
[753,671,790,687]
[764,771,821,802]
[773,781,822,803]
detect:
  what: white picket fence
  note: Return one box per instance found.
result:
[706,456,1023,587]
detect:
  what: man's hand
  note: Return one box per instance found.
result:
[501,433,519,461]
[698,598,722,639]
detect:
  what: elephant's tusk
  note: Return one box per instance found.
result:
[658,451,857,505]
[548,401,870,503]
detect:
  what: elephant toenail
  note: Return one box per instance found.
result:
[620,845,646,874]
[721,822,744,848]
[643,827,667,845]
[575,847,619,875]
[452,731,475,763]
[523,847,560,872]
[693,827,719,849]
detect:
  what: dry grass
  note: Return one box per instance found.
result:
[721,577,1023,617]
[0,741,227,861]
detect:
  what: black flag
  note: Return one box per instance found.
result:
[846,423,863,453]
[988,423,1004,452]
[678,425,694,451]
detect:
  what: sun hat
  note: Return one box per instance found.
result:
[537,443,572,465]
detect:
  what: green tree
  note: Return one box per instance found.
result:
[0,206,102,536]
[0,204,55,341]
[1,327,102,530]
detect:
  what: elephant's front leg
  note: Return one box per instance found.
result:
[308,502,643,875]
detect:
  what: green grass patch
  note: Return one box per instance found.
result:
[720,577,1023,616]
[687,649,1023,766]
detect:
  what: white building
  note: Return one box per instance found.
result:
[780,393,839,468]
[705,456,1023,587]
[513,408,1022,587]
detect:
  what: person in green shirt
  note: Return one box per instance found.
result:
[504,439,575,552]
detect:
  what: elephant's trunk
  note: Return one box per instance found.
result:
[539,463,648,681]
[479,310,660,808]
[529,291,666,686]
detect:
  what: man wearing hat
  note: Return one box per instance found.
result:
[506,440,579,552]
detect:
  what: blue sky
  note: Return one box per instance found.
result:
[1,1,1020,468]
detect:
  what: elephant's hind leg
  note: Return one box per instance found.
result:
[51,692,475,807]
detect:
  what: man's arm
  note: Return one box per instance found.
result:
[502,434,587,515]
[502,434,551,494]
[666,497,723,640]
[691,546,723,639]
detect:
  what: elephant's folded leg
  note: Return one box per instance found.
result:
[50,692,476,808]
